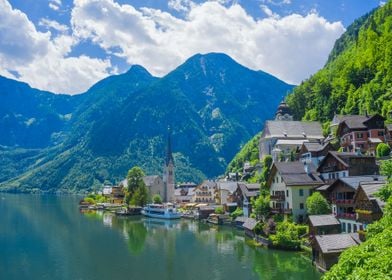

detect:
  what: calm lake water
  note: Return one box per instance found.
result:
[0,194,321,280]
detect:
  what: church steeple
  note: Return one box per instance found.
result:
[165,126,174,166]
[163,126,175,202]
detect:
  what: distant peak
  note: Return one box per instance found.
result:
[126,65,152,76]
[187,52,235,63]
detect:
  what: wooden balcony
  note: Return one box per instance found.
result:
[271,208,292,214]
[332,199,354,205]
[336,213,356,220]
[270,194,285,201]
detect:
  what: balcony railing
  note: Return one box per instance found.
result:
[336,213,356,220]
[332,199,354,205]
[270,194,285,201]
[271,208,292,214]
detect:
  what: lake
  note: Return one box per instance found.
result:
[0,194,321,280]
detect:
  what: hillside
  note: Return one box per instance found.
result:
[0,53,293,192]
[0,76,81,148]
[286,2,392,123]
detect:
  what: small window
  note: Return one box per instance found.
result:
[309,189,313,196]
[353,224,357,233]
[286,190,289,197]
[357,133,363,139]
[378,131,384,136]
[348,223,352,233]
[300,203,304,210]
[299,189,304,196]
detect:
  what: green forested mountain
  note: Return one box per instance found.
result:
[286,2,392,123]
[0,76,81,148]
[0,53,292,192]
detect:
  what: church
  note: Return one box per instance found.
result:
[163,129,176,202]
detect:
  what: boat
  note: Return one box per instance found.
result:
[115,206,142,216]
[141,203,181,219]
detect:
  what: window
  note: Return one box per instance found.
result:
[286,190,289,197]
[299,189,304,196]
[357,133,363,139]
[309,189,313,196]
[347,223,352,233]
[342,223,346,232]
[378,131,384,136]
[300,203,304,210]
[353,224,357,233]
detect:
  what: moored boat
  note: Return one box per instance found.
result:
[141,203,181,219]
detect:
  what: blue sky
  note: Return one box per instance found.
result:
[0,0,383,94]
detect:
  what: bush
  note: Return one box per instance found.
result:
[152,194,162,204]
[268,221,302,250]
[215,206,225,214]
[306,192,331,215]
[377,143,391,157]
[84,197,95,204]
[230,207,244,219]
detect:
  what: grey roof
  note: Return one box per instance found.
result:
[235,216,247,223]
[244,183,261,191]
[318,151,376,170]
[217,181,238,194]
[243,218,258,230]
[316,184,331,191]
[358,181,387,209]
[238,183,260,198]
[303,142,331,153]
[263,120,323,139]
[199,180,217,189]
[274,161,324,186]
[143,175,161,186]
[315,233,361,254]
[338,115,369,129]
[336,176,386,190]
[309,215,340,227]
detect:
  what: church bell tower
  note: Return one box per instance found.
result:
[163,127,175,202]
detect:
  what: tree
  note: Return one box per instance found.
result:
[377,143,391,157]
[125,166,146,204]
[306,192,331,215]
[251,194,270,221]
[215,206,225,214]
[152,194,162,204]
[380,159,392,179]
[130,185,149,206]
[376,159,392,201]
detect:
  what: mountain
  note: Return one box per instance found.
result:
[286,2,392,123]
[0,53,293,192]
[0,76,81,148]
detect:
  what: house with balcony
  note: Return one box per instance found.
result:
[259,120,324,162]
[266,161,324,223]
[386,124,392,146]
[335,114,386,155]
[216,181,239,207]
[233,183,260,217]
[299,141,333,168]
[193,181,217,204]
[317,151,378,183]
[323,176,385,233]
[354,181,386,230]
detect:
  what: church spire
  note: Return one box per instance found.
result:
[165,126,174,166]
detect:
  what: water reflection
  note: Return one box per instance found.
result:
[0,195,321,280]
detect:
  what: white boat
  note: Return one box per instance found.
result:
[141,203,181,219]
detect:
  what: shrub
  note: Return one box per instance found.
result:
[230,207,244,219]
[377,143,391,157]
[84,197,95,204]
[215,206,225,214]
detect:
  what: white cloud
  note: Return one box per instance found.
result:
[49,0,62,11]
[39,18,69,33]
[168,0,194,12]
[0,0,114,94]
[71,0,345,85]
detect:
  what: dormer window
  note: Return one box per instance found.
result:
[302,132,306,138]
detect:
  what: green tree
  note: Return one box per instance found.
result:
[130,185,149,206]
[126,166,146,194]
[376,143,391,157]
[230,207,244,219]
[215,206,225,214]
[380,159,392,179]
[306,192,331,215]
[251,194,270,221]
[152,194,162,204]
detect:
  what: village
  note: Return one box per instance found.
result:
[81,101,392,274]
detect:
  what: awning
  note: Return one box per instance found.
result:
[368,138,382,144]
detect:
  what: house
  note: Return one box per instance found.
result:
[335,114,386,155]
[312,233,361,272]
[267,161,324,223]
[275,101,294,121]
[193,181,217,204]
[354,181,386,229]
[308,214,341,237]
[216,181,238,205]
[108,185,125,204]
[234,216,248,228]
[174,187,195,203]
[386,124,392,146]
[102,185,113,196]
[243,218,258,238]
[299,141,332,168]
[143,175,165,199]
[317,151,378,183]
[323,176,385,233]
[234,183,260,217]
[259,120,324,161]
